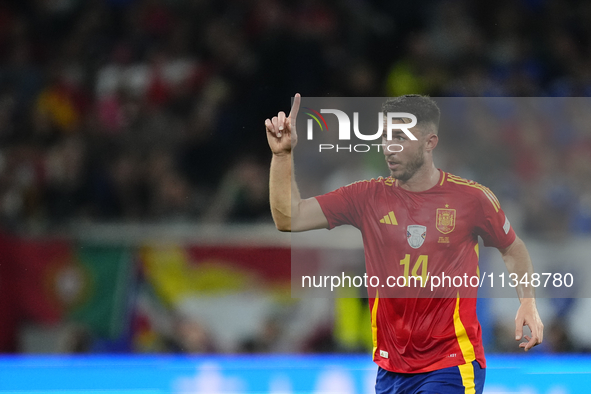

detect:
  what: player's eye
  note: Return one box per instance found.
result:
[382,134,406,141]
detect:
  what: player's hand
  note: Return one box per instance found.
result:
[265,93,300,156]
[515,298,544,351]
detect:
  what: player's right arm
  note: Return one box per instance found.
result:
[266,93,328,232]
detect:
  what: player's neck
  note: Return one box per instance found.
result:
[397,164,440,192]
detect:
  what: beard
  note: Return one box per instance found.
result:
[390,149,425,181]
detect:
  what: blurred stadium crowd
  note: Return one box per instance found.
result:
[0,0,591,356]
[0,0,589,234]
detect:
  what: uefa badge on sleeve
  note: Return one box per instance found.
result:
[406,225,427,249]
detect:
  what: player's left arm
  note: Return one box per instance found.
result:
[498,236,544,351]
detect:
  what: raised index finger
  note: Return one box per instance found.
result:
[289,93,301,119]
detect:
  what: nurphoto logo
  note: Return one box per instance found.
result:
[304,109,418,153]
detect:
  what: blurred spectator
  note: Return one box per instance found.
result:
[239,314,284,353]
[57,324,92,353]
[168,314,217,354]
[203,155,270,224]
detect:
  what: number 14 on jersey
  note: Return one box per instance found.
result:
[400,254,429,287]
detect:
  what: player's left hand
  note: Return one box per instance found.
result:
[515,298,543,351]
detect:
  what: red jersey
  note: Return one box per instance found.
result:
[315,170,516,373]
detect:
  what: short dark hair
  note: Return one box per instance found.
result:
[381,94,440,134]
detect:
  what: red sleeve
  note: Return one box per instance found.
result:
[315,181,368,229]
[474,188,516,249]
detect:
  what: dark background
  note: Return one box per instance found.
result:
[0,0,589,355]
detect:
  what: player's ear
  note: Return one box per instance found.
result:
[425,133,438,151]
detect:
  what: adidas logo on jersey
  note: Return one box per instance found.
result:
[379,211,398,225]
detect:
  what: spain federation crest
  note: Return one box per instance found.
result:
[406,225,427,249]
[436,208,456,234]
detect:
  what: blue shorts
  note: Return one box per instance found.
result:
[375,360,485,394]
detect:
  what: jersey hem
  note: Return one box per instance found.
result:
[374,356,486,374]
